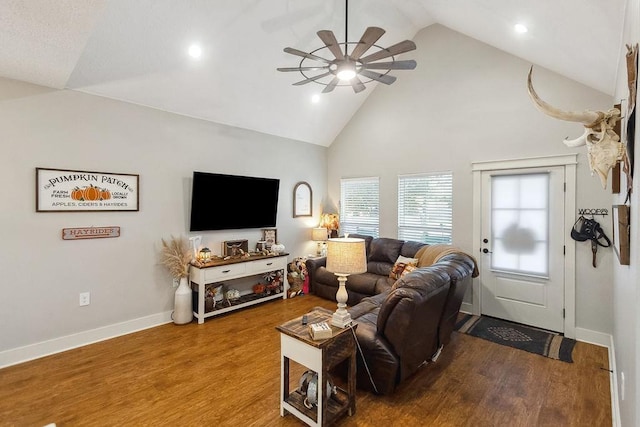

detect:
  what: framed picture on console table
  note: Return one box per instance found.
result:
[223,239,249,257]
[262,228,277,249]
[36,167,139,212]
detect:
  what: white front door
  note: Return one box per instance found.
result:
[479,166,566,332]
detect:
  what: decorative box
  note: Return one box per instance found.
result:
[309,321,332,340]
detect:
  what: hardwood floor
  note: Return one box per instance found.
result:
[0,295,611,426]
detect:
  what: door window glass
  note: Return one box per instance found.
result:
[491,173,549,276]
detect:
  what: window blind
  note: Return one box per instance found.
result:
[340,177,380,238]
[398,172,453,244]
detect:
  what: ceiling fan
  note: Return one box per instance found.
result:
[277,0,417,93]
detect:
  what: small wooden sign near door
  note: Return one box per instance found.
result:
[62,226,121,240]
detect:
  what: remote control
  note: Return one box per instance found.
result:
[302,314,308,325]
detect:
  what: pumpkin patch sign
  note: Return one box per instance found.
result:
[36,168,139,212]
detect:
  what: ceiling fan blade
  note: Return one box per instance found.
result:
[317,30,344,60]
[322,77,340,93]
[359,40,417,64]
[361,60,417,70]
[293,71,332,86]
[351,76,366,93]
[277,66,330,72]
[359,69,397,85]
[350,27,386,60]
[284,47,333,64]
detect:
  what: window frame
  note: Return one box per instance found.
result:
[397,171,453,244]
[339,176,380,238]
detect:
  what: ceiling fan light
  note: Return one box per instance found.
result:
[337,66,356,81]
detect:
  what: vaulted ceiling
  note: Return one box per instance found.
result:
[0,0,627,146]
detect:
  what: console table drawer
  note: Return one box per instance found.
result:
[248,257,286,273]
[204,263,247,281]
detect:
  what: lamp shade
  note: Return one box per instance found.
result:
[326,238,367,275]
[312,227,329,241]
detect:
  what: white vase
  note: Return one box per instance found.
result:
[173,277,193,325]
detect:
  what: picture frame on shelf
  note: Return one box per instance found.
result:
[223,239,249,257]
[293,181,312,217]
[262,228,277,249]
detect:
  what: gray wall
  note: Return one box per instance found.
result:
[0,77,326,354]
[328,25,614,335]
[612,0,639,424]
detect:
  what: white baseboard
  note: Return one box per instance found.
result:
[574,327,611,348]
[460,301,474,314]
[608,335,620,427]
[0,311,173,369]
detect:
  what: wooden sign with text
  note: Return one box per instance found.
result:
[36,168,139,212]
[62,226,121,240]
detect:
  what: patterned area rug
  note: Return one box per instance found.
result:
[455,314,577,363]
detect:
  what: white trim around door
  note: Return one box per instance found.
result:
[469,154,577,339]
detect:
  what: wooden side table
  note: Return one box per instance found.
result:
[276,306,357,426]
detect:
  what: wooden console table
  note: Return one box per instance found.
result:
[276,306,357,426]
[189,253,288,324]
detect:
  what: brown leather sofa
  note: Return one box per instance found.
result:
[305,235,477,395]
[305,234,426,305]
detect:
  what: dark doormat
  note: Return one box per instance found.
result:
[455,314,577,363]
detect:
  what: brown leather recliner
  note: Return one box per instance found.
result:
[436,253,476,346]
[345,254,475,395]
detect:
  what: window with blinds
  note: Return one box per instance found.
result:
[340,177,380,238]
[398,172,453,244]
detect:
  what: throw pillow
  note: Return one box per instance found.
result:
[388,255,418,280]
[400,264,417,278]
[390,264,419,291]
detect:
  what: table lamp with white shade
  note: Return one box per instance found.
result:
[326,237,367,328]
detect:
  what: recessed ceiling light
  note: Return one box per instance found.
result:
[188,44,202,59]
[311,94,320,103]
[514,23,528,34]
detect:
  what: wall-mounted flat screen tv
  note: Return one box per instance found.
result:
[189,171,280,231]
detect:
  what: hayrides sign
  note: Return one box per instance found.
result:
[36,167,139,212]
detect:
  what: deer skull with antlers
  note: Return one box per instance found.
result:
[527,67,624,189]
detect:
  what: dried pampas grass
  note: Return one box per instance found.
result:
[160,235,191,279]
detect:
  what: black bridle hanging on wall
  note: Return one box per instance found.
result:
[571,214,611,267]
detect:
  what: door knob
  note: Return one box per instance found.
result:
[483,238,489,243]
[482,248,492,254]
